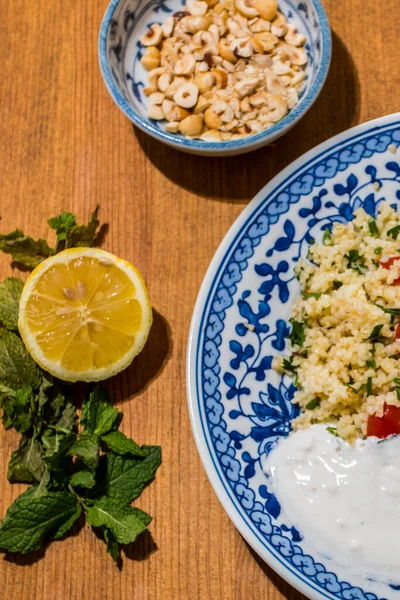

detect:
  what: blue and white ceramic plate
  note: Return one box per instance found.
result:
[187,113,400,600]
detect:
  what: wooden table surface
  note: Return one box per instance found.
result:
[1,0,399,598]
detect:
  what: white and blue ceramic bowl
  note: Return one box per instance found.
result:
[187,113,400,599]
[99,0,331,156]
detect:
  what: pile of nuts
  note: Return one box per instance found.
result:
[139,0,307,141]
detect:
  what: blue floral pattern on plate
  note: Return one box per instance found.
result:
[187,114,400,600]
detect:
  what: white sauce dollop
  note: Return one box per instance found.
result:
[262,424,400,582]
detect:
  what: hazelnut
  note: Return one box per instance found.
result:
[165,121,180,133]
[218,41,238,63]
[157,72,172,92]
[161,16,175,37]
[173,82,199,108]
[194,95,210,114]
[235,0,259,18]
[174,54,196,75]
[194,72,215,93]
[200,129,223,141]
[140,24,163,47]
[212,68,228,89]
[254,0,277,21]
[140,47,161,71]
[204,107,223,129]
[179,114,204,135]
[186,0,208,15]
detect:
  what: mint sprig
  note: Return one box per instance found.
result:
[0,208,161,565]
[0,205,100,270]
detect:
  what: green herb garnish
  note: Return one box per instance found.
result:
[365,324,385,342]
[0,206,100,269]
[388,225,400,240]
[305,397,321,410]
[302,292,322,300]
[374,247,383,255]
[0,209,161,565]
[289,319,306,347]
[333,280,343,290]
[375,304,400,316]
[366,377,373,396]
[322,229,332,245]
[366,358,376,368]
[368,219,379,237]
[345,249,368,274]
[326,426,339,437]
[282,358,296,373]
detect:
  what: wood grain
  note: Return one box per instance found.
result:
[0,0,399,597]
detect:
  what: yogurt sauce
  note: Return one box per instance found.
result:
[262,424,400,583]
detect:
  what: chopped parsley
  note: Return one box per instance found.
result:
[326,426,339,437]
[365,324,385,342]
[396,388,400,401]
[302,292,322,300]
[374,247,383,255]
[345,249,368,274]
[366,377,373,396]
[366,358,376,368]
[282,358,296,373]
[375,304,400,316]
[368,219,379,237]
[388,225,400,240]
[322,229,332,245]
[305,397,321,410]
[289,319,306,347]
[333,280,343,290]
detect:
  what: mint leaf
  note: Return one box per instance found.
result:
[0,331,41,390]
[48,212,77,244]
[51,501,82,540]
[0,278,24,330]
[69,432,100,471]
[43,432,76,463]
[8,436,45,483]
[101,431,146,457]
[105,446,161,503]
[288,319,306,347]
[0,230,54,269]
[2,385,34,433]
[55,400,78,431]
[103,527,120,564]
[0,491,81,553]
[70,470,96,489]
[81,385,121,436]
[86,497,151,545]
[65,205,100,248]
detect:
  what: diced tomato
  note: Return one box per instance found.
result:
[367,403,400,438]
[395,323,400,339]
[380,256,400,285]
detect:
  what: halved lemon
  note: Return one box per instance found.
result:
[18,248,152,382]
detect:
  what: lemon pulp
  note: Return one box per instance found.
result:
[18,249,152,381]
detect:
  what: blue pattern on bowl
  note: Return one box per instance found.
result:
[187,114,400,599]
[99,0,331,155]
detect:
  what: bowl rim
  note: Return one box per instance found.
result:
[98,0,332,152]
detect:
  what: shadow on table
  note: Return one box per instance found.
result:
[135,30,360,202]
[106,308,172,405]
[246,542,307,600]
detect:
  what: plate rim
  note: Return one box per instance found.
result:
[186,112,400,600]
